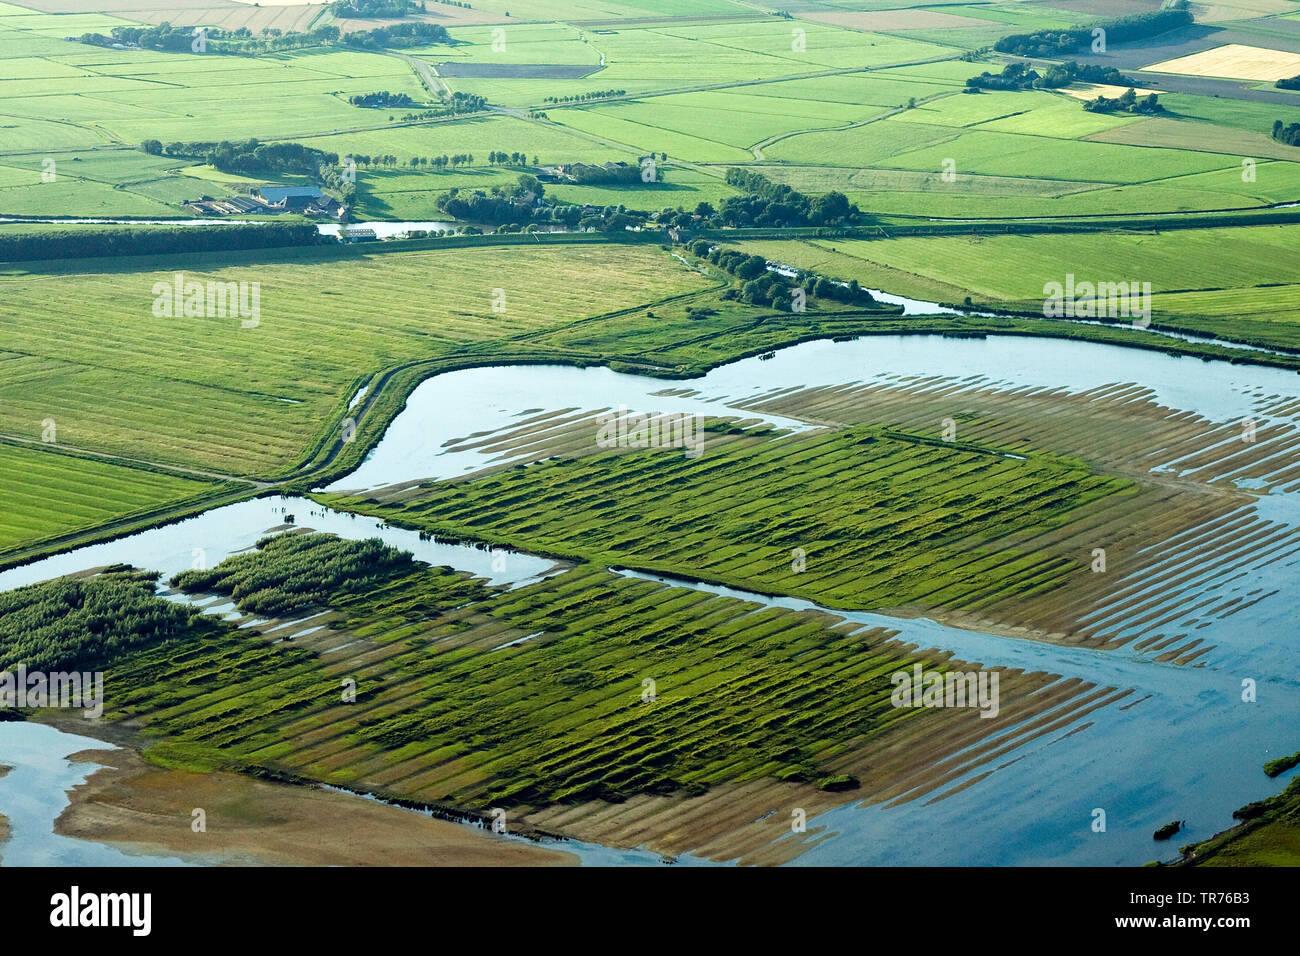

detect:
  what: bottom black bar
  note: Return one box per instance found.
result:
[0,864,1283,943]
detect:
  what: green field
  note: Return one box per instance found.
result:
[0,243,716,477]
[64,532,1044,845]
[322,422,1129,615]
[0,440,223,552]
[738,226,1300,346]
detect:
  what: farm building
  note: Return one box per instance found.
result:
[256,186,327,211]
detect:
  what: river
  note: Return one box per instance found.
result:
[3,332,1298,866]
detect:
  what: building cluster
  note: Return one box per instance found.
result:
[184,185,344,218]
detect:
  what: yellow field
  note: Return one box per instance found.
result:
[1142,43,1300,82]
[1061,82,1167,100]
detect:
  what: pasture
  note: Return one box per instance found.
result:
[0,243,714,477]
[0,439,221,552]
[739,227,1300,345]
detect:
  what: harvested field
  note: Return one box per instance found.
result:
[1060,82,1167,100]
[1189,0,1300,23]
[1142,43,1300,82]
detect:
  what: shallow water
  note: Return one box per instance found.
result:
[4,332,1300,866]
[0,722,191,866]
[333,333,1300,493]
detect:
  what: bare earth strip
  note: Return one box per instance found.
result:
[55,747,576,866]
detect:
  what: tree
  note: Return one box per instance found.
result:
[810,191,851,225]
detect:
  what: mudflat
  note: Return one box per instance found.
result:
[54,748,576,867]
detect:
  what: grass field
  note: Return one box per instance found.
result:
[737,226,1300,345]
[0,439,222,552]
[0,243,715,477]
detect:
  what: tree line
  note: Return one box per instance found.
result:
[993,2,1190,58]
[1272,120,1300,146]
[78,19,450,55]
[349,91,416,108]
[966,60,1133,91]
[0,223,326,264]
[718,169,858,228]
[685,240,877,312]
[541,90,627,104]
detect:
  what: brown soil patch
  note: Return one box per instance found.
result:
[54,745,575,866]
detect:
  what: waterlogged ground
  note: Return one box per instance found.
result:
[330,334,1300,491]
[0,722,190,867]
[4,333,1299,865]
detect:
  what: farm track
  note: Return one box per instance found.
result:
[751,88,959,160]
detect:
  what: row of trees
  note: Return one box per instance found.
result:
[719,168,857,227]
[685,240,876,312]
[390,92,487,121]
[342,21,450,49]
[349,91,416,108]
[487,150,538,166]
[1277,76,1300,91]
[80,19,450,55]
[966,60,1132,92]
[1084,88,1163,114]
[541,89,627,104]
[143,138,337,178]
[568,161,658,185]
[81,22,345,54]
[993,2,1190,58]
[1272,120,1300,146]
